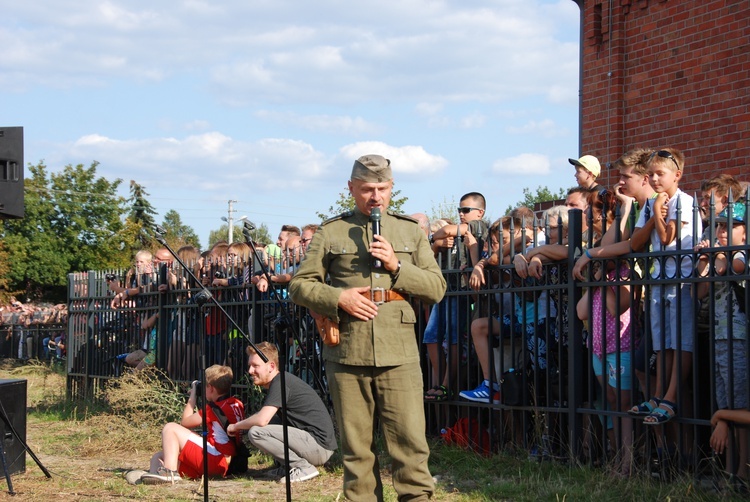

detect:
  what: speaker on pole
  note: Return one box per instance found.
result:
[0,126,24,220]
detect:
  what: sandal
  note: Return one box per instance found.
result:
[424,385,440,399]
[628,397,660,417]
[643,399,677,425]
[425,385,451,402]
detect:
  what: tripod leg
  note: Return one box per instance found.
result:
[0,406,51,479]
[0,440,15,495]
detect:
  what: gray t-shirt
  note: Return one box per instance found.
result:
[264,371,337,451]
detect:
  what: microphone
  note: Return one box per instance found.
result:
[243,220,256,232]
[370,208,382,268]
[242,228,253,242]
[154,224,167,235]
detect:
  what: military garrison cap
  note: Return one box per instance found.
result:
[351,155,392,183]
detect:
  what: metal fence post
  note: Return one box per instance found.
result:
[566,209,584,461]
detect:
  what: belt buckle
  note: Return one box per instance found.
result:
[370,287,386,305]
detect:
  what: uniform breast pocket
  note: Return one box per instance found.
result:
[328,242,365,277]
[390,238,417,265]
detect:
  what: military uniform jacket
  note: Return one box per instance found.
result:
[289,209,447,367]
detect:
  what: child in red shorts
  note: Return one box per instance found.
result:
[139,365,244,484]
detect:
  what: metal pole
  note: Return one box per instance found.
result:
[227,200,237,244]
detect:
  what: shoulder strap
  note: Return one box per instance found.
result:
[207,400,230,431]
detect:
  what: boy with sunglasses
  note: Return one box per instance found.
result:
[430,192,489,268]
[628,148,700,425]
[426,193,489,401]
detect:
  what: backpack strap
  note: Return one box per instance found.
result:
[207,399,244,449]
[207,401,229,431]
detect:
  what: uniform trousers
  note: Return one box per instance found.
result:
[327,360,433,502]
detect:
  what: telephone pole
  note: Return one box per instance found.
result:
[225,199,237,243]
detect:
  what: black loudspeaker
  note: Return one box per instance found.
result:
[0,379,26,475]
[0,126,24,219]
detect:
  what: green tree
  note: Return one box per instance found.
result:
[0,240,16,304]
[51,163,129,272]
[161,210,201,250]
[208,223,272,249]
[429,196,459,223]
[0,161,129,301]
[127,180,158,247]
[316,185,408,221]
[504,185,569,215]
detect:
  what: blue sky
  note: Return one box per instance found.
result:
[2,0,582,248]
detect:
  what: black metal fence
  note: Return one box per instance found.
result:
[57,204,750,480]
[0,323,66,362]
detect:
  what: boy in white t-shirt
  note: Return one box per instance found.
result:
[628,148,701,425]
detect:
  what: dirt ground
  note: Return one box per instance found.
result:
[0,361,389,501]
[5,439,351,501]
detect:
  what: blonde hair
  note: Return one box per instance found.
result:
[246,341,279,368]
[647,147,685,172]
[543,205,569,230]
[429,218,452,234]
[204,364,234,394]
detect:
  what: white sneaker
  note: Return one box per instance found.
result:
[140,467,182,485]
[260,466,286,479]
[125,469,147,485]
[278,465,319,483]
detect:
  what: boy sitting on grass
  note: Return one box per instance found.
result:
[130,365,245,484]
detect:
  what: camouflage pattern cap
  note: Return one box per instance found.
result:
[351,154,392,183]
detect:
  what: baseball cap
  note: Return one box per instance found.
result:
[715,201,747,224]
[569,155,601,178]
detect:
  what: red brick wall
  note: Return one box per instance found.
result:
[575,0,749,193]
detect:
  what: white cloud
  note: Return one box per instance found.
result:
[254,110,381,136]
[505,119,569,138]
[415,102,443,117]
[2,1,580,105]
[68,132,330,191]
[184,120,211,132]
[338,142,449,177]
[491,153,551,176]
[459,113,487,129]
[6,1,582,242]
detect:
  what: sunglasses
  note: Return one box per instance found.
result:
[651,150,680,170]
[457,206,482,214]
[300,238,311,244]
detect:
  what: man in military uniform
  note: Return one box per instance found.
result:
[289,154,446,501]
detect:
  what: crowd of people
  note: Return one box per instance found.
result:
[439,149,749,482]
[59,149,749,495]
[0,299,66,360]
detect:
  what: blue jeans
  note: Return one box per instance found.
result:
[422,296,464,346]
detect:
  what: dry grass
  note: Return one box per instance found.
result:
[2,359,732,501]
[0,360,355,501]
[103,367,184,428]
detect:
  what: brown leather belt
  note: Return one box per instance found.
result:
[360,288,407,305]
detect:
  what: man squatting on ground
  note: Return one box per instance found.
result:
[227,342,337,483]
[289,154,447,501]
